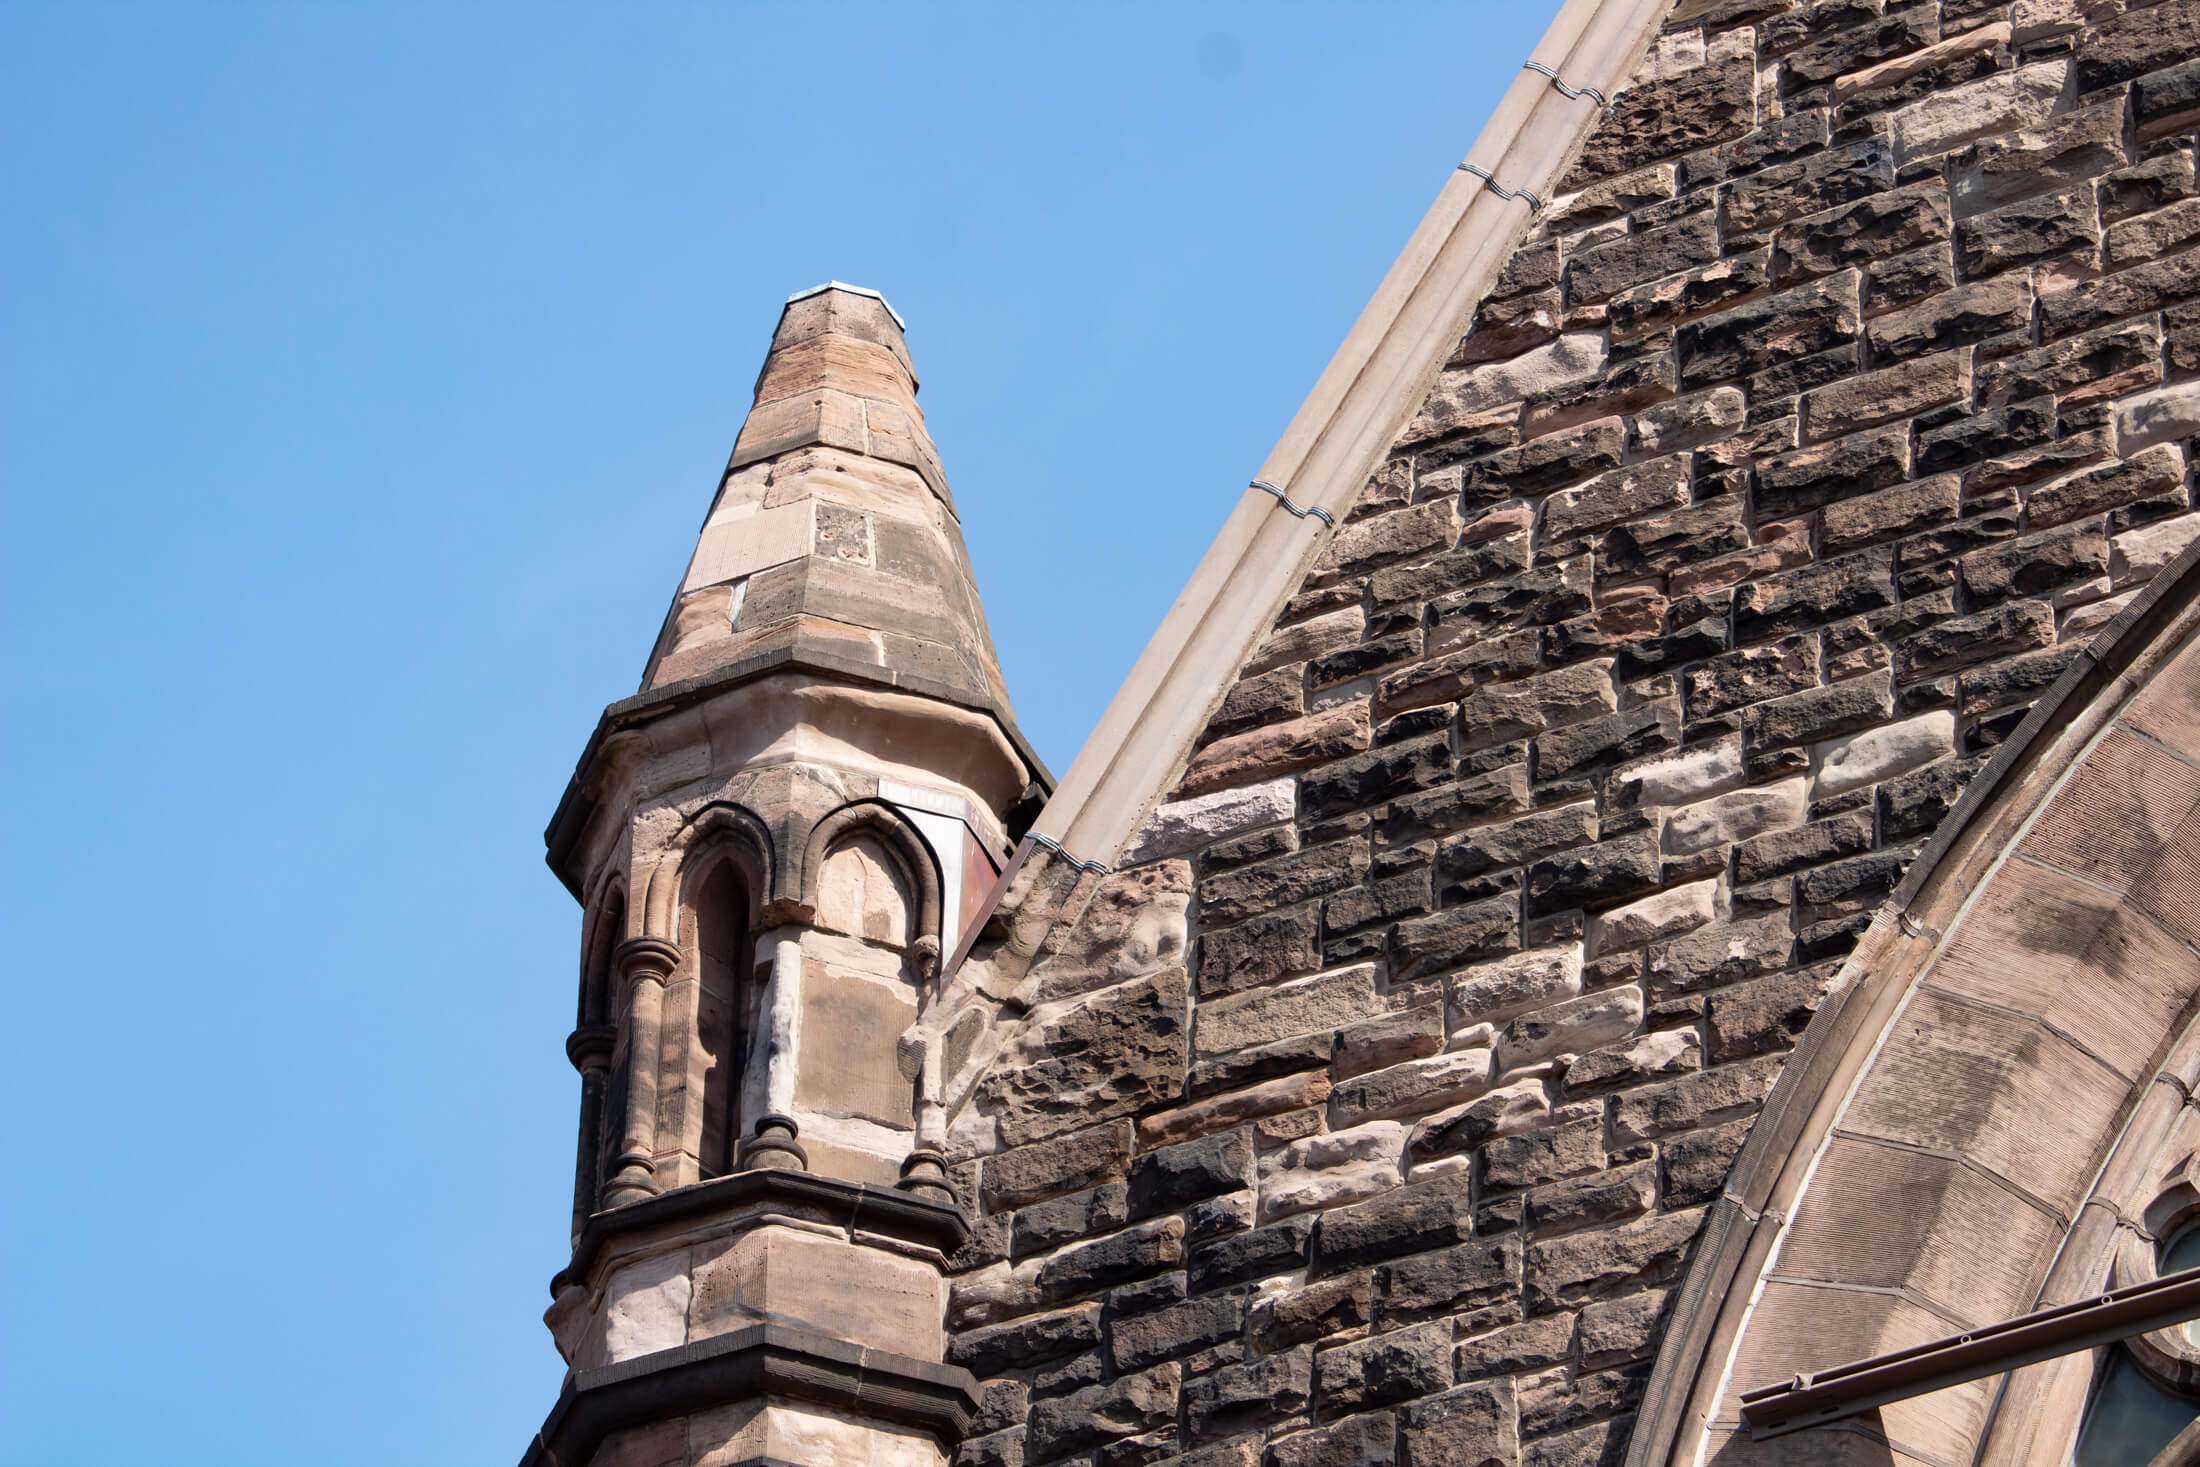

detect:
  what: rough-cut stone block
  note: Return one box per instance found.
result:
[2025,444,2185,529]
[2115,381,2200,457]
[1772,182,1951,281]
[1833,20,2009,102]
[1888,59,2068,163]
[1572,52,1754,182]
[1315,1319,1453,1412]
[1610,1055,1781,1143]
[1525,1207,1704,1314]
[1200,906,1322,998]
[1376,1236,1521,1325]
[1129,1130,1256,1221]
[1525,830,1663,917]
[1744,672,1894,750]
[1734,551,1896,643]
[1126,780,1296,867]
[1952,98,2128,218]
[1565,1028,1702,1097]
[1496,987,1645,1070]
[1457,661,1619,753]
[1398,1382,1516,1467]
[1110,1293,1243,1374]
[1204,841,1369,927]
[1609,737,1744,812]
[984,1125,1134,1211]
[1037,1217,1186,1304]
[1976,319,2161,409]
[1676,272,1862,387]
[1438,803,1600,882]
[1179,705,1372,800]
[1646,912,1794,996]
[1026,1361,1182,1461]
[1586,879,1716,957]
[1450,945,1585,1025]
[1181,1348,1312,1443]
[1813,711,1956,797]
[1313,1174,1474,1277]
[1406,336,1607,443]
[1392,897,1520,981]
[985,971,1189,1147]
[2076,0,2200,92]
[952,1303,1105,1377]
[1526,1160,1656,1237]
[1483,1113,1604,1192]
[1820,474,1961,555]
[2114,513,2200,586]
[1661,778,1808,856]
[1803,351,1967,440]
[1199,965,1379,1057]
[1959,522,2110,607]
[1410,1075,1553,1160]
[1334,1006,1445,1080]
[1332,1049,1495,1125]
[1268,1413,1396,1467]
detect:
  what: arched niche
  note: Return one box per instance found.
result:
[1632,545,2200,1467]
[801,801,943,966]
[676,839,767,1179]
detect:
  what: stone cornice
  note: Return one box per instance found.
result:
[552,1167,967,1297]
[543,644,1055,897]
[517,1322,983,1467]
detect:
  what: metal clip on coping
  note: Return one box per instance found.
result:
[1521,59,1609,107]
[1026,830,1111,877]
[1249,479,1334,528]
[1456,163,1544,211]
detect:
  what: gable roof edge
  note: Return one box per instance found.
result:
[905,0,1676,1139]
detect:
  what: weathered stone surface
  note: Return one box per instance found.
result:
[1268,1414,1396,1467]
[1190,1217,1313,1293]
[1410,1075,1553,1160]
[1675,272,1862,387]
[1332,1048,1495,1125]
[1572,53,1754,183]
[1037,1217,1186,1303]
[1772,183,1951,280]
[1130,1130,1256,1221]
[1200,906,1322,998]
[1976,319,2161,408]
[1646,912,1794,997]
[1609,1056,1782,1144]
[1565,1028,1702,1097]
[1397,1381,1517,1467]
[1334,1005,1445,1079]
[1315,1319,1453,1412]
[1438,803,1600,883]
[1586,879,1717,957]
[2026,445,2185,529]
[1204,841,1370,927]
[1959,523,2110,607]
[1525,830,1663,917]
[1497,987,1645,1070]
[1820,474,1961,555]
[1027,1362,1181,1461]
[1802,351,1967,439]
[1813,709,1957,797]
[2115,381,2200,457]
[1314,1174,1475,1276]
[1406,336,1607,442]
[1180,705,1371,799]
[1376,1236,1520,1325]
[1110,1293,1244,1373]
[985,971,1189,1146]
[1661,778,1808,855]
[1757,423,1907,515]
[1734,551,1896,642]
[1261,1121,1407,1222]
[1526,1159,1656,1237]
[1952,98,2128,217]
[1126,780,1296,867]
[2076,0,2200,91]
[951,1303,1105,1377]
[1958,186,2101,277]
[2114,513,2200,586]
[1182,1348,1313,1442]
[1450,946,1585,1026]
[984,1125,1134,1211]
[1199,965,1379,1056]
[1483,1114,1604,1192]
[1392,896,1521,981]
[1889,59,2068,164]
[1744,672,1894,750]
[1525,1208,1704,1314]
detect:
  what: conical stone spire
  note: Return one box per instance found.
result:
[641,284,1017,729]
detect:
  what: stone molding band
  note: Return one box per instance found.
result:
[517,1323,984,1467]
[554,1166,968,1297]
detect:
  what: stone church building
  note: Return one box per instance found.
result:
[516,2,2200,1464]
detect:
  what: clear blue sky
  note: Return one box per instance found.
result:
[1,6,1555,1462]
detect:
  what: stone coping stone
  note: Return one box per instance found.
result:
[554,1167,968,1297]
[519,1320,984,1467]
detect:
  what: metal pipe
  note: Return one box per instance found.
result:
[1740,1266,2200,1438]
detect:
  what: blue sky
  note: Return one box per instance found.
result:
[0,6,1555,1462]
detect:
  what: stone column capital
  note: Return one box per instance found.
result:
[615,936,682,983]
[565,1024,617,1072]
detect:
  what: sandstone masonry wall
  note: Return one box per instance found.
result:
[943,4,2200,1466]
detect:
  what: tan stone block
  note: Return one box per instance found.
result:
[795,965,917,1129]
[1449,946,1583,1026]
[1660,778,1807,856]
[2112,512,2200,587]
[1584,880,1716,958]
[1495,987,1643,1070]
[1176,703,1372,799]
[1122,782,1293,867]
[1721,1282,1992,1463]
[688,1400,941,1467]
[1930,860,2197,1079]
[1247,607,1367,677]
[597,1248,694,1365]
[1887,58,2067,163]
[1810,712,1954,798]
[2020,727,2200,895]
[1196,965,1379,1056]
[1778,1135,2062,1327]
[589,1419,691,1467]
[688,1226,942,1358]
[1139,1070,1333,1148]
[1842,988,2128,1212]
